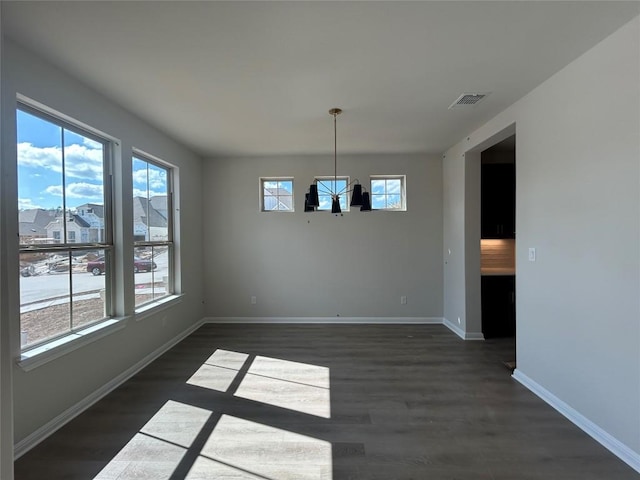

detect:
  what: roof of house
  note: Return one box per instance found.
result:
[264,187,293,210]
[18,209,57,236]
[44,214,92,231]
[76,203,104,218]
[133,197,168,228]
[69,214,91,228]
[149,196,168,213]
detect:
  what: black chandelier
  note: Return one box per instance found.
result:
[305,108,372,214]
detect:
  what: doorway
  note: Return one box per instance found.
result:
[480,135,516,369]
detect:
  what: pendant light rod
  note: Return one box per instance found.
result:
[305,107,371,212]
[329,108,342,192]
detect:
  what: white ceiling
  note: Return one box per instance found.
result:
[3,1,639,158]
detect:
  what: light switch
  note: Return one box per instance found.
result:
[528,248,536,262]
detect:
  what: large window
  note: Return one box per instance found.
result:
[370,175,406,210]
[261,178,293,212]
[132,155,173,308]
[315,176,349,211]
[17,105,112,351]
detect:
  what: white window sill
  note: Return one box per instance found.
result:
[134,294,183,322]
[18,317,129,372]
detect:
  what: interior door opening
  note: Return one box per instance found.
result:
[480,134,516,370]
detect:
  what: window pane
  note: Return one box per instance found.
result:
[277,180,292,192]
[17,110,63,209]
[20,252,70,348]
[19,248,109,349]
[134,245,168,308]
[263,195,278,211]
[72,249,107,329]
[133,157,170,241]
[371,195,386,210]
[261,178,293,211]
[387,194,401,208]
[371,179,385,195]
[387,179,401,194]
[64,129,105,243]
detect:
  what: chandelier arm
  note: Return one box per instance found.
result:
[335,179,363,197]
[336,185,350,196]
[316,180,334,195]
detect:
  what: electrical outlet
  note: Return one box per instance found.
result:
[401,296,407,305]
[528,248,536,262]
[251,296,257,304]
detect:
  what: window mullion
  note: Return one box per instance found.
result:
[67,252,74,332]
[61,128,68,244]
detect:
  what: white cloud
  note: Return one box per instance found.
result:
[132,167,167,190]
[18,198,44,210]
[17,143,62,171]
[46,182,103,200]
[18,142,103,181]
[64,144,103,180]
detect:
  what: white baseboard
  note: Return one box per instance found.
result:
[513,369,640,474]
[13,319,205,459]
[203,316,443,324]
[443,317,485,340]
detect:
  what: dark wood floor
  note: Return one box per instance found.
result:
[15,324,639,479]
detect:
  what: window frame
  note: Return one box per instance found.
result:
[369,175,407,211]
[314,176,351,212]
[260,177,294,212]
[17,102,115,353]
[132,152,175,310]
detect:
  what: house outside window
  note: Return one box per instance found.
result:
[17,104,113,351]
[132,154,174,308]
[261,178,294,212]
[370,175,406,211]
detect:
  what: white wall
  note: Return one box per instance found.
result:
[443,16,640,465]
[443,152,467,330]
[1,41,205,445]
[202,153,442,320]
[0,5,14,479]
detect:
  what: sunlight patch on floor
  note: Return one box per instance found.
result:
[93,400,211,479]
[188,415,332,480]
[235,356,331,418]
[186,350,249,392]
[94,353,333,479]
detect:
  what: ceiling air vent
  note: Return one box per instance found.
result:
[448,93,489,109]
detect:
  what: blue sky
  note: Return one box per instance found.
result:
[17,110,166,210]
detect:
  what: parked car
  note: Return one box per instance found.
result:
[87,257,157,276]
[20,265,36,277]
